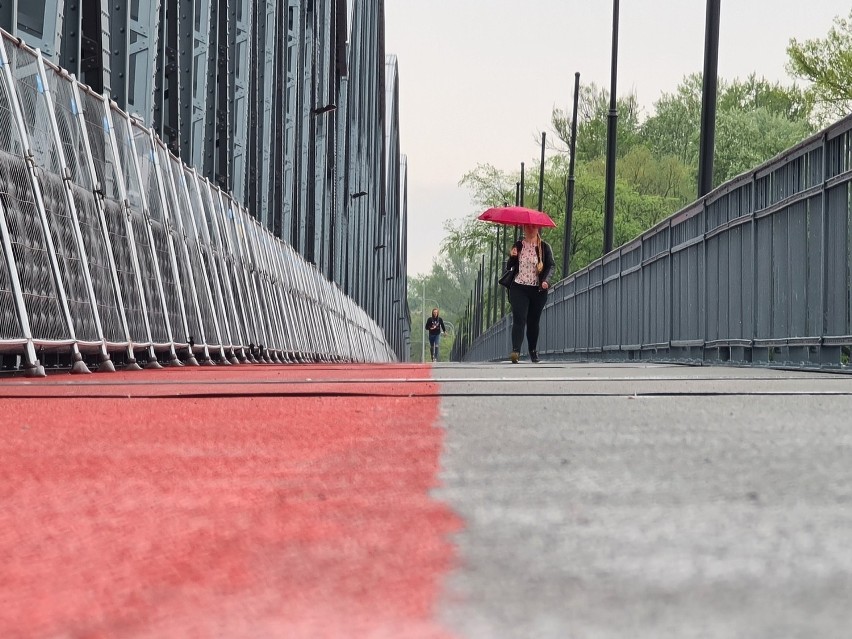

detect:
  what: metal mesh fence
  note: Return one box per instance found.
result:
[79,91,151,346]
[184,168,235,348]
[166,153,221,349]
[154,142,203,349]
[0,45,69,344]
[49,73,126,344]
[131,123,185,347]
[7,43,100,345]
[0,33,394,372]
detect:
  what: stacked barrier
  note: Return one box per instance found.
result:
[462,112,852,369]
[0,33,394,375]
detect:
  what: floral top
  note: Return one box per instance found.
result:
[514,240,540,286]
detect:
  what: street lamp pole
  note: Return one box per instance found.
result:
[421,280,426,363]
[603,0,620,255]
[563,71,580,277]
[537,131,546,212]
[698,0,721,198]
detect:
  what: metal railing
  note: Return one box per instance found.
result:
[0,33,394,375]
[461,112,852,369]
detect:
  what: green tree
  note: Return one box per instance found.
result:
[617,145,693,203]
[787,10,852,124]
[639,73,706,169]
[720,74,813,123]
[552,83,643,163]
[713,108,812,181]
[640,74,814,187]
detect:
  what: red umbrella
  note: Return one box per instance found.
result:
[477,205,556,228]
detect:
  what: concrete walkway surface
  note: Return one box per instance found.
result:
[2,362,851,638]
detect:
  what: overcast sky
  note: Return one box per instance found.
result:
[384,0,848,276]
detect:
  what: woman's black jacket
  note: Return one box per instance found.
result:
[506,239,555,288]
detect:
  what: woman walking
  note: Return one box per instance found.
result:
[506,224,555,363]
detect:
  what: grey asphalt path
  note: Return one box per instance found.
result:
[430,362,852,639]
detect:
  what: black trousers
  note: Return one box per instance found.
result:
[509,283,548,352]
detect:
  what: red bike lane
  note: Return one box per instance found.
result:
[0,364,460,638]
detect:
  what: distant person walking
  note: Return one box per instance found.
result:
[424,308,446,362]
[506,224,554,363]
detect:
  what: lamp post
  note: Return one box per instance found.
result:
[563,72,580,277]
[517,164,525,243]
[492,224,501,325]
[537,131,546,212]
[487,238,495,327]
[697,0,721,197]
[603,0,620,255]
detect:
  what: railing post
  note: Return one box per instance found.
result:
[0,41,88,373]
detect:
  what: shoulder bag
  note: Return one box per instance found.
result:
[498,265,516,289]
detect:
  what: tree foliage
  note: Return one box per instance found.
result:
[640,74,814,186]
[787,10,852,123]
[552,86,643,164]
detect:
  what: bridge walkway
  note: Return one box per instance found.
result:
[2,361,850,637]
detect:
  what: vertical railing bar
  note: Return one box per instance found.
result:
[191,172,242,355]
[239,208,277,361]
[147,130,196,364]
[103,100,158,365]
[127,117,180,366]
[185,166,238,362]
[151,140,210,365]
[0,196,42,374]
[251,227,286,361]
[70,80,136,369]
[210,186,254,355]
[38,53,114,364]
[266,236,296,361]
[0,41,87,372]
[169,155,227,362]
[260,224,295,360]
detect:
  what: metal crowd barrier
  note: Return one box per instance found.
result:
[0,33,394,375]
[464,112,852,369]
